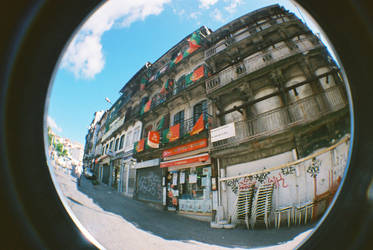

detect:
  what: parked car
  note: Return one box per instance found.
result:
[84,168,95,179]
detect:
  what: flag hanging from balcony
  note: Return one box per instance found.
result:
[157,116,165,131]
[140,77,147,91]
[183,32,202,57]
[173,52,183,65]
[143,99,151,113]
[191,65,205,82]
[160,79,174,94]
[190,114,204,136]
[163,123,180,143]
[135,139,145,152]
[147,131,160,148]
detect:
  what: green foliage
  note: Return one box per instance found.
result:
[47,126,54,146]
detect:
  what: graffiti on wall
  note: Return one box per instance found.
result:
[137,172,162,201]
[306,157,321,177]
[281,166,296,176]
[226,172,289,195]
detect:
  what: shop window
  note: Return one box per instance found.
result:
[119,134,125,149]
[166,166,212,211]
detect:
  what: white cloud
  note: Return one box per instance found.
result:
[211,8,224,22]
[61,0,171,79]
[47,116,63,133]
[199,0,218,9]
[224,0,242,14]
[189,11,201,19]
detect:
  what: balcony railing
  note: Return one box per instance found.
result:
[206,39,319,94]
[204,16,293,60]
[135,112,211,154]
[211,85,347,150]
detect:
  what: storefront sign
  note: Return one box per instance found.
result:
[134,158,160,169]
[160,153,210,168]
[210,122,236,142]
[162,138,208,158]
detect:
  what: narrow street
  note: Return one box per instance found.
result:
[53,168,313,249]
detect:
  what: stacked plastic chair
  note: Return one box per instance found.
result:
[294,201,315,224]
[231,185,255,229]
[250,183,274,229]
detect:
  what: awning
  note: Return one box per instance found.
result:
[160,153,210,170]
[134,158,160,169]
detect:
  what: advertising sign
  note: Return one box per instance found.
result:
[160,153,210,168]
[162,138,207,158]
[210,122,236,142]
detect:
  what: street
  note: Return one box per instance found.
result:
[53,168,313,249]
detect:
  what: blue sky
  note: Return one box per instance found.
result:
[47,0,335,145]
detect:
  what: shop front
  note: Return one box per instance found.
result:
[134,158,163,203]
[160,139,213,214]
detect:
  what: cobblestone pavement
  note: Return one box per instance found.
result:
[53,168,314,250]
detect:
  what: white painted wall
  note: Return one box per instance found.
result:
[221,135,350,222]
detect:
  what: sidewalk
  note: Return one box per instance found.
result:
[55,169,314,249]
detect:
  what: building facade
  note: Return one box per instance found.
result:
[83,4,350,228]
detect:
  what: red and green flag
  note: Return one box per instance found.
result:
[191,65,205,82]
[174,52,183,65]
[147,131,160,148]
[183,32,202,57]
[160,79,174,94]
[135,139,145,152]
[157,116,165,131]
[190,114,204,136]
[140,77,147,91]
[143,99,151,113]
[162,123,180,143]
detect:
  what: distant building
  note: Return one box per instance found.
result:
[84,4,350,228]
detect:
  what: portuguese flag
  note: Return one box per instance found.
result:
[191,65,205,82]
[190,114,204,136]
[147,131,160,148]
[185,65,205,86]
[157,116,165,131]
[183,32,202,57]
[140,77,147,91]
[160,79,174,94]
[163,123,180,143]
[135,138,145,152]
[143,98,151,113]
[174,52,183,65]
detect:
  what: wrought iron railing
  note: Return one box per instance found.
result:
[134,112,211,154]
[206,39,319,94]
[204,16,293,60]
[211,85,347,150]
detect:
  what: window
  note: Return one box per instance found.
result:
[119,134,125,149]
[173,110,184,135]
[125,131,132,147]
[133,127,140,143]
[144,124,153,139]
[193,100,207,124]
[109,140,113,150]
[105,144,109,154]
[114,138,119,151]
